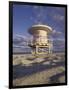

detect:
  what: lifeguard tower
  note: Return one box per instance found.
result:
[28,24,53,54]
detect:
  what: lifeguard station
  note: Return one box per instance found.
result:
[28,24,53,54]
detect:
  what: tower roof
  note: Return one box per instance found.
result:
[28,24,52,35]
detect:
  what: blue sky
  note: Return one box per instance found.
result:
[13,4,65,52]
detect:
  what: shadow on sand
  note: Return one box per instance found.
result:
[49,71,65,83]
[13,60,65,80]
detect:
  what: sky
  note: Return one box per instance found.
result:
[13,4,65,53]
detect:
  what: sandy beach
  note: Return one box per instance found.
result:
[13,53,65,86]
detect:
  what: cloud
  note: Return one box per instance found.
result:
[33,6,39,9]
[13,34,28,41]
[13,34,33,49]
[13,45,25,48]
[52,29,62,35]
[13,34,31,53]
[13,34,28,45]
[53,14,64,21]
[13,34,65,53]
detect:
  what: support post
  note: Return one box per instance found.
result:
[49,45,51,54]
[35,46,38,54]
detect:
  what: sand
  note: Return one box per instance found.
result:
[13,53,65,86]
